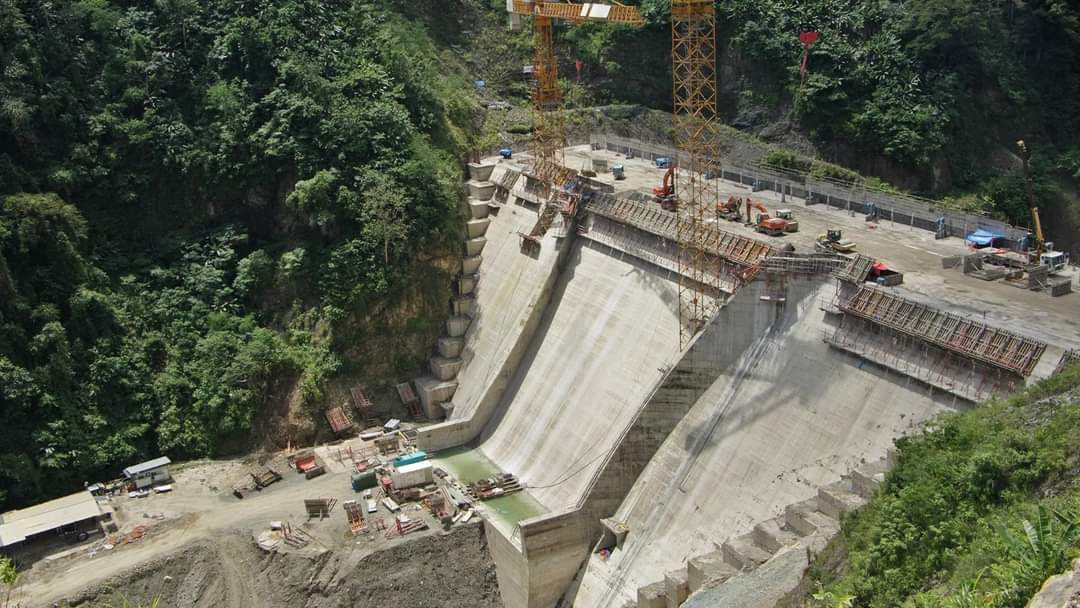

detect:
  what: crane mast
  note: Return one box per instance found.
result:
[672,0,721,346]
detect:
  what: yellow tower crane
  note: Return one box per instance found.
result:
[671,0,721,346]
[508,2,644,165]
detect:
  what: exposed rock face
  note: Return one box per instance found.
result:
[1027,558,1080,608]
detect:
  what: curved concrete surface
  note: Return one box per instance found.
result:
[477,240,682,511]
[572,280,962,608]
[450,199,561,422]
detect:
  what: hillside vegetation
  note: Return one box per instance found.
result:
[791,365,1080,607]
[0,0,481,509]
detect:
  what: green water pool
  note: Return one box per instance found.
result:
[432,447,547,531]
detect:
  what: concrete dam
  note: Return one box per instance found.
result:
[408,150,1067,608]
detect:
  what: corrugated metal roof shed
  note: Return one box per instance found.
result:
[123,456,172,478]
[0,491,102,547]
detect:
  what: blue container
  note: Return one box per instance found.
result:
[393,451,428,468]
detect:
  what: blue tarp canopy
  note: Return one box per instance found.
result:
[965,228,1004,247]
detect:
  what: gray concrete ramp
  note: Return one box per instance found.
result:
[571,280,961,608]
[478,241,682,511]
[448,200,562,423]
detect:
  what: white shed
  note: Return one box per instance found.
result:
[123,456,172,490]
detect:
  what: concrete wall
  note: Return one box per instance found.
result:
[418,178,567,453]
[494,277,784,608]
[476,240,682,511]
[571,279,962,608]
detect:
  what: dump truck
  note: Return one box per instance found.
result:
[612,164,625,180]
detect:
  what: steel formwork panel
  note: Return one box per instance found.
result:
[841,286,1046,376]
[585,193,775,268]
[1054,350,1080,375]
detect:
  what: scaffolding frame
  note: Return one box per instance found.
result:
[1055,349,1080,375]
[841,286,1046,376]
[672,0,720,347]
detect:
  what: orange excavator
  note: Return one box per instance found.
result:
[745,199,789,236]
[653,166,677,211]
[717,196,743,221]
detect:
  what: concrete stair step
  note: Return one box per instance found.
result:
[462,255,482,275]
[664,569,689,608]
[457,274,477,295]
[413,376,458,419]
[850,459,889,499]
[721,534,772,572]
[429,356,463,381]
[785,499,840,538]
[467,180,495,200]
[466,218,491,238]
[469,200,490,219]
[437,336,465,359]
[637,580,667,608]
[464,237,487,257]
[452,296,476,317]
[467,162,495,182]
[446,315,471,338]
[816,483,867,520]
[753,518,800,554]
[687,550,738,593]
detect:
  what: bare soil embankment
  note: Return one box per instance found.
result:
[56,524,499,608]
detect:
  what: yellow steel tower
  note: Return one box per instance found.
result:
[672,0,720,347]
[509,2,644,164]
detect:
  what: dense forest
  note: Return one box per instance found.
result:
[0,0,479,509]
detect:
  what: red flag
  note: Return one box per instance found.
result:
[799,32,819,82]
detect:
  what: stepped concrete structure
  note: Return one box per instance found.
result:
[409,145,1075,608]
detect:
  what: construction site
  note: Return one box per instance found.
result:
[7,2,1080,608]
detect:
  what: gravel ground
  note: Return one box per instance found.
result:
[55,524,500,608]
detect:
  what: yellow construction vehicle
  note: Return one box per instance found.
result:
[816,230,856,253]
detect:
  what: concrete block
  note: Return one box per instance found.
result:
[467,180,496,201]
[466,218,491,238]
[437,336,464,359]
[664,569,689,608]
[850,460,888,499]
[429,356,463,381]
[452,296,476,317]
[752,518,799,554]
[637,580,667,608]
[467,162,495,182]
[462,255,482,275]
[414,376,458,417]
[458,274,477,295]
[687,551,737,592]
[817,484,866,520]
[785,500,840,538]
[721,534,772,572]
[469,200,490,219]
[446,315,471,338]
[465,237,487,257]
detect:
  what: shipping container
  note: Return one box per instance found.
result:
[351,471,377,492]
[392,451,428,468]
[390,461,434,489]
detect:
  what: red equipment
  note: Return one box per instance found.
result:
[653,166,676,198]
[799,31,820,82]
